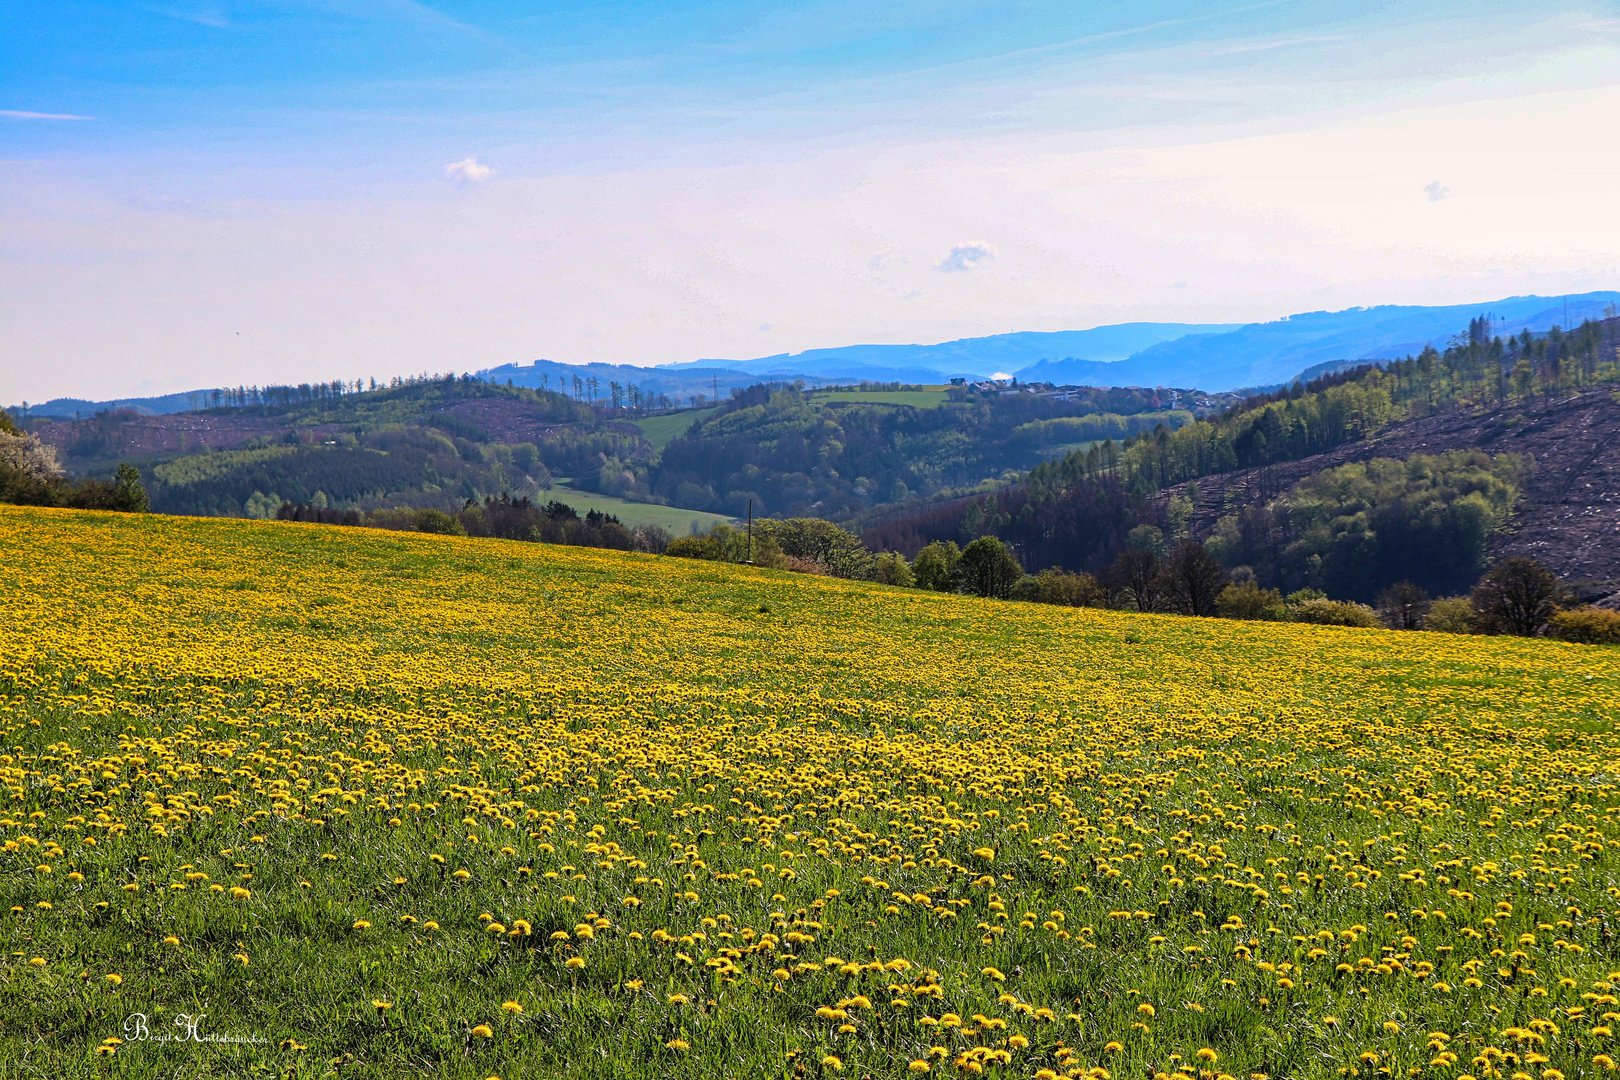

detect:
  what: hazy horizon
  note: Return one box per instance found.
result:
[6,1,1620,403]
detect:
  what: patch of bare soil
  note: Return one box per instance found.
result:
[33,412,291,459]
[1172,387,1620,600]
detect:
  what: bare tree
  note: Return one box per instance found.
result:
[1471,557,1565,636]
[1106,548,1164,612]
[1157,540,1227,617]
[1377,581,1431,630]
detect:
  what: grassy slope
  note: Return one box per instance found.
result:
[1,506,1617,1079]
[546,480,735,532]
[807,390,952,407]
[631,407,723,451]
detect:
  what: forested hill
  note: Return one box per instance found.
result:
[865,316,1620,603]
[610,382,1206,520]
[1032,316,1617,495]
[22,376,640,519]
[17,372,1226,525]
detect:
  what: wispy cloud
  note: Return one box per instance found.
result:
[1202,34,1343,57]
[1,110,95,120]
[316,0,504,47]
[902,0,1299,78]
[935,243,993,273]
[1423,180,1450,202]
[445,157,493,184]
[151,6,230,29]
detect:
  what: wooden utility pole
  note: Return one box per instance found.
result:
[747,498,753,564]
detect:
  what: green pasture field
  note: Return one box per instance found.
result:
[545,480,735,533]
[809,389,953,408]
[2,505,1617,1080]
[631,408,723,450]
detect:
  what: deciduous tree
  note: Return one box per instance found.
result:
[1470,557,1565,636]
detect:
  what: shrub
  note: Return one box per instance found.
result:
[957,536,1023,599]
[869,551,915,588]
[665,535,717,560]
[0,459,62,506]
[1290,598,1380,628]
[1016,568,1108,607]
[1216,581,1288,621]
[753,518,872,579]
[1548,607,1620,645]
[279,503,362,526]
[414,508,467,536]
[59,463,151,513]
[911,541,961,592]
[1424,597,1479,634]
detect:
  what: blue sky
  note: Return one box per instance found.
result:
[4,1,1620,401]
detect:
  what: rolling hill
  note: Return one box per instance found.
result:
[19,292,1616,421]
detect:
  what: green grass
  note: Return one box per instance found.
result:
[2,506,1618,1080]
[808,389,952,408]
[631,407,723,450]
[547,480,735,533]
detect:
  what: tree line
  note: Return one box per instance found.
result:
[276,494,672,553]
[0,412,150,512]
[667,507,1618,643]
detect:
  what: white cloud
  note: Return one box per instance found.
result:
[444,157,493,185]
[935,242,993,273]
[1423,180,1450,202]
[0,110,94,120]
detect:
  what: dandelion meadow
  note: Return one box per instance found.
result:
[2,505,1617,1079]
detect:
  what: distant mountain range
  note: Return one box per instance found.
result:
[660,323,1240,381]
[1022,293,1620,390]
[15,292,1617,418]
